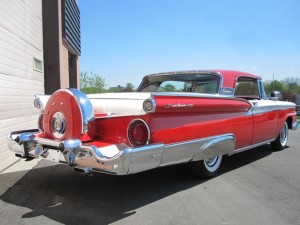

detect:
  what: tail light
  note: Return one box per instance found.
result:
[143,98,156,113]
[128,119,150,147]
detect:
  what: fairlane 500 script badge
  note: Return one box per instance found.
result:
[165,103,194,108]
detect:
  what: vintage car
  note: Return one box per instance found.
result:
[7,70,298,177]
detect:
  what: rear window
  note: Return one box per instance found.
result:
[139,73,220,94]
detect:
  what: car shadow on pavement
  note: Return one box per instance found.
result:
[0,144,275,225]
[220,144,277,174]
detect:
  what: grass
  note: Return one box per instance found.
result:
[297,116,300,121]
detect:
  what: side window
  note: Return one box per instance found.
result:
[192,82,218,94]
[234,77,260,99]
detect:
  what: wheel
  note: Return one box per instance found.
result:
[188,155,223,178]
[271,122,288,151]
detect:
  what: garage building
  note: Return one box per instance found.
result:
[0,0,80,171]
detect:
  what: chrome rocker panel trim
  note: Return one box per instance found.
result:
[233,139,276,154]
[8,130,235,175]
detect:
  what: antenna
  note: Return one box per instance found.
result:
[272,72,274,92]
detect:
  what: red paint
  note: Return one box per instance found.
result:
[147,96,253,149]
[38,71,296,154]
[93,116,147,146]
[82,95,295,151]
[153,95,251,114]
[252,111,277,144]
[43,90,83,140]
[89,96,254,149]
[210,70,261,88]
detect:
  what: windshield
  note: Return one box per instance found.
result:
[137,73,221,94]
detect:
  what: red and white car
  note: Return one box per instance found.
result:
[8,70,298,177]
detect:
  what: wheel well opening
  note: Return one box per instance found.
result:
[286,117,293,130]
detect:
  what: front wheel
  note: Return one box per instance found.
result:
[188,155,223,178]
[271,122,288,151]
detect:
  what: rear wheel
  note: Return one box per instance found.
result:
[189,155,223,178]
[271,122,288,151]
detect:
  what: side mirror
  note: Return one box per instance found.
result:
[270,91,282,100]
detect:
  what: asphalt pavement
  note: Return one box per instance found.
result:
[0,128,299,225]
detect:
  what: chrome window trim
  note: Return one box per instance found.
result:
[152,92,219,98]
[233,76,260,98]
[258,79,267,99]
[137,71,223,95]
[257,79,263,99]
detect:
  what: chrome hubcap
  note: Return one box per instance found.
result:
[203,155,222,173]
[280,124,287,145]
[51,112,66,138]
[204,156,218,168]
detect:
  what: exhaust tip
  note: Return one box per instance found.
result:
[73,167,92,174]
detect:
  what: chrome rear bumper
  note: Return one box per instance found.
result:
[7,130,165,175]
[7,130,235,175]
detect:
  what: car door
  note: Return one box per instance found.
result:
[250,99,277,144]
[235,77,277,145]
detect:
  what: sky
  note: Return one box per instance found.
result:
[78,0,300,88]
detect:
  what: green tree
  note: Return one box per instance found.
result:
[122,83,135,92]
[282,91,297,102]
[264,80,288,95]
[163,84,176,92]
[283,77,300,94]
[263,79,298,102]
[107,86,122,93]
[80,71,106,94]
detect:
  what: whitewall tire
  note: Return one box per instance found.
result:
[189,155,223,178]
[271,122,289,151]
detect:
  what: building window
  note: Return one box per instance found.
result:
[33,58,43,72]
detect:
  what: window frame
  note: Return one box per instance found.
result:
[138,73,221,94]
[234,76,261,100]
